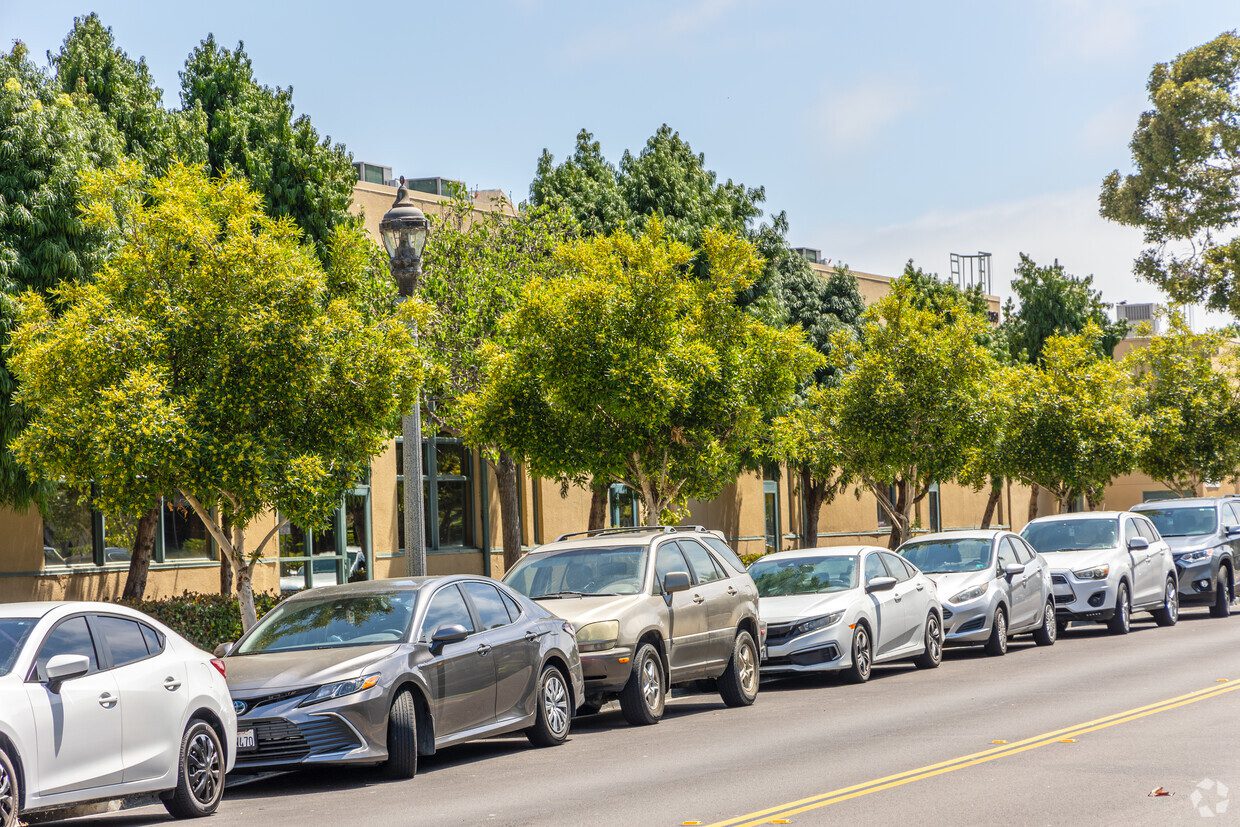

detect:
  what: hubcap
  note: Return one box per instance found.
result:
[641,657,662,710]
[186,731,221,806]
[737,639,757,695]
[1046,605,1057,641]
[0,761,14,825]
[856,629,870,677]
[1119,588,1130,628]
[1167,581,1178,621]
[928,617,941,660]
[543,672,570,736]
[997,612,1007,650]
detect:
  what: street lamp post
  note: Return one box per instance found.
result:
[380,181,430,577]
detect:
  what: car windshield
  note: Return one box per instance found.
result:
[1022,519,1118,552]
[899,539,993,573]
[504,545,646,597]
[748,556,857,596]
[1139,506,1217,538]
[0,618,37,676]
[235,591,415,655]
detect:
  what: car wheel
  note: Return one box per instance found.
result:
[1209,567,1232,618]
[526,666,572,747]
[1056,618,1070,636]
[0,745,19,827]
[162,720,224,819]
[1152,576,1179,627]
[1033,600,1057,646]
[983,606,1008,656]
[382,690,418,779]
[1107,583,1131,635]
[575,702,603,717]
[718,631,759,707]
[841,624,872,684]
[619,643,665,726]
[913,612,943,668]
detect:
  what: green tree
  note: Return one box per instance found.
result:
[420,197,573,566]
[1100,31,1240,315]
[9,163,420,628]
[830,274,1005,548]
[0,42,123,510]
[529,130,628,237]
[1001,325,1146,512]
[1126,311,1240,494]
[180,35,356,259]
[1003,254,1126,363]
[468,220,821,523]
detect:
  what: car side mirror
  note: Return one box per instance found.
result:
[1226,525,1240,538]
[1003,563,1026,578]
[45,654,90,690]
[866,575,897,593]
[213,642,234,658]
[429,624,470,654]
[662,571,692,594]
[1127,537,1150,551]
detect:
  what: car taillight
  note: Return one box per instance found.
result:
[210,658,226,678]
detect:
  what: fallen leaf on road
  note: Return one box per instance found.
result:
[1058,738,1077,743]
[1149,787,1173,797]
[990,739,1008,745]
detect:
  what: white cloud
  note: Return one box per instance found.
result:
[810,77,925,152]
[1039,0,1146,62]
[561,0,740,64]
[1080,94,1145,152]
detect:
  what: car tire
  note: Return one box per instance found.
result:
[983,606,1008,656]
[526,666,572,747]
[718,631,760,707]
[575,702,603,717]
[1152,576,1179,627]
[1056,618,1070,636]
[1033,600,1057,646]
[619,643,665,726]
[913,612,943,669]
[841,623,873,684]
[382,691,418,780]
[162,720,224,819]
[1209,567,1232,618]
[1107,583,1131,635]
[0,745,19,827]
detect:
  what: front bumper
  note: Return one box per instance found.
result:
[940,598,994,644]
[760,623,849,674]
[1050,572,1116,621]
[231,686,387,771]
[1175,558,1219,604]
[580,647,636,696]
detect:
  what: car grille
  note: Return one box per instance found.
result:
[765,621,799,647]
[1050,574,1069,585]
[236,716,362,766]
[763,643,839,667]
[1054,592,1075,604]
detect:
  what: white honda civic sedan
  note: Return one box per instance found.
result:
[0,602,236,824]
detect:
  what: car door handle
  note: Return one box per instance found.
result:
[524,630,540,642]
[98,692,118,709]
[692,594,705,604]
[916,583,925,591]
[163,677,181,691]
[477,643,492,656]
[726,586,738,596]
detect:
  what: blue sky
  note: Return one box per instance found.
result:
[3,1,1237,323]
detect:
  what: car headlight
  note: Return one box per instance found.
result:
[949,585,987,604]
[300,674,380,706]
[1073,565,1110,580]
[576,620,620,653]
[791,611,844,637]
[1176,548,1213,563]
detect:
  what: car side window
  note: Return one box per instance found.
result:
[141,624,165,655]
[498,589,523,622]
[864,553,888,583]
[1225,502,1240,527]
[655,543,691,590]
[879,552,911,582]
[678,539,726,584]
[420,584,476,640]
[1123,517,1142,542]
[1006,538,1029,564]
[997,539,1020,570]
[1017,537,1040,561]
[461,581,512,631]
[34,616,98,678]
[1136,518,1159,542]
[700,535,746,573]
[94,616,153,668]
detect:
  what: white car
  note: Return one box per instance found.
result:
[752,546,943,683]
[0,602,236,823]
[1021,511,1180,634]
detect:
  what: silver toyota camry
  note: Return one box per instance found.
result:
[219,577,584,779]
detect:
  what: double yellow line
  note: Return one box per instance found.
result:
[701,679,1240,827]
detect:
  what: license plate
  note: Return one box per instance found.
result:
[237,729,256,752]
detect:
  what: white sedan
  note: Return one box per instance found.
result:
[752,546,943,682]
[0,602,236,823]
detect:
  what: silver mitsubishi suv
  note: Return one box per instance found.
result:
[503,526,762,725]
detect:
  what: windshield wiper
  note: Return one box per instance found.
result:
[533,591,618,600]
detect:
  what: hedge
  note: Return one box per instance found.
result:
[121,592,282,651]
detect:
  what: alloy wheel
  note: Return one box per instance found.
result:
[186,731,222,806]
[996,611,1007,653]
[855,628,871,679]
[927,616,942,662]
[737,637,758,696]
[0,759,15,827]
[543,672,570,737]
[1045,604,1057,642]
[1120,590,1130,629]
[1166,580,1179,623]
[641,656,662,711]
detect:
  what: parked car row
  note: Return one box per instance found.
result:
[0,499,1234,824]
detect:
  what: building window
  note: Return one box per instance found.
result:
[41,486,95,567]
[763,476,781,554]
[278,482,372,594]
[609,483,639,527]
[928,482,942,532]
[158,495,214,561]
[397,436,474,553]
[876,484,897,529]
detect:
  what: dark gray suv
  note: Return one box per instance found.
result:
[1132,498,1238,617]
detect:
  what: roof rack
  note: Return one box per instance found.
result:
[553,525,711,543]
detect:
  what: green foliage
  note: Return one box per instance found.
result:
[180,35,357,260]
[1001,325,1146,508]
[468,220,821,522]
[9,163,420,627]
[1003,254,1126,363]
[1126,312,1240,493]
[0,41,124,508]
[122,591,280,650]
[1100,31,1240,315]
[530,130,628,237]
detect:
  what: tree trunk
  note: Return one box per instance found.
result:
[121,506,160,601]
[236,562,257,631]
[801,467,825,549]
[588,480,608,531]
[1027,484,1040,522]
[980,477,1003,529]
[495,452,523,570]
[886,479,910,549]
[219,514,233,596]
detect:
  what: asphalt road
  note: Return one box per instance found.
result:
[66,606,1240,827]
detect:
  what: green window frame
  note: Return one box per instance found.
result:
[396,436,475,553]
[278,481,373,592]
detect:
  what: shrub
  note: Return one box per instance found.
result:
[121,591,281,650]
[739,551,766,568]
